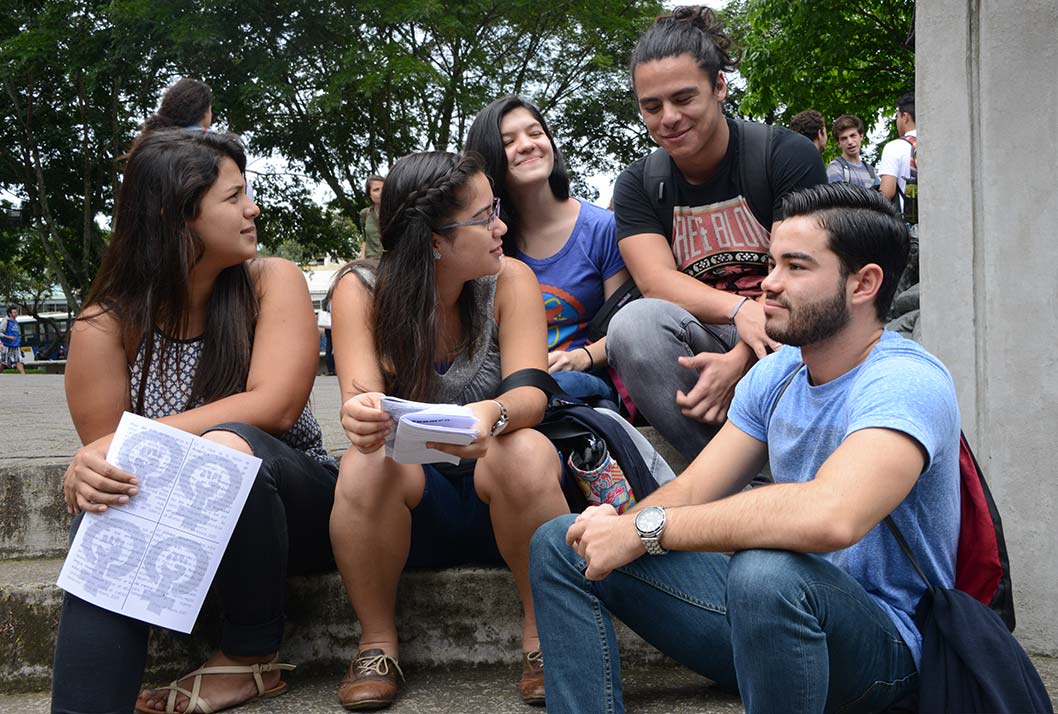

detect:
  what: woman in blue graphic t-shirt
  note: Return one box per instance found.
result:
[467,96,629,405]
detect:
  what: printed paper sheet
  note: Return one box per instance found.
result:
[57,413,261,633]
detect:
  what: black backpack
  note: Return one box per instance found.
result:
[498,368,670,512]
[589,119,779,338]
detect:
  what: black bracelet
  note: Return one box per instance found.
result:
[580,346,594,370]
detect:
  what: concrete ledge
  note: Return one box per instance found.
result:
[0,463,68,560]
[0,559,667,694]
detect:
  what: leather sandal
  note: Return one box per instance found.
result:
[134,659,296,714]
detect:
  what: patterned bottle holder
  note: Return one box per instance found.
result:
[567,450,636,514]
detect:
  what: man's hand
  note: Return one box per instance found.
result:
[565,505,645,580]
[732,300,781,359]
[675,346,752,424]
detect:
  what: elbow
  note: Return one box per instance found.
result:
[809,499,865,552]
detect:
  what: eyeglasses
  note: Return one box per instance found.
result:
[436,197,501,232]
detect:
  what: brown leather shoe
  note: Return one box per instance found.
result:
[518,649,545,706]
[338,649,405,711]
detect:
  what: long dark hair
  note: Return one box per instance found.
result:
[465,95,570,255]
[84,129,258,412]
[359,151,486,401]
[629,6,741,91]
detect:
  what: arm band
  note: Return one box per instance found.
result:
[579,346,594,370]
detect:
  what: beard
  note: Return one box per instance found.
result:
[765,281,851,347]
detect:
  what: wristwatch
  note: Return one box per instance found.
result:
[489,399,509,436]
[634,506,668,555]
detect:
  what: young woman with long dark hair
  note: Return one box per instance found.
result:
[329,151,568,709]
[51,129,337,714]
[465,97,629,404]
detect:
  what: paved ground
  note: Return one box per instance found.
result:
[0,373,348,463]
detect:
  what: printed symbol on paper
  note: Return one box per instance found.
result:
[80,519,144,596]
[117,430,183,493]
[141,536,208,614]
[175,454,243,529]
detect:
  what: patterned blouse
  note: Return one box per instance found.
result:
[129,332,333,464]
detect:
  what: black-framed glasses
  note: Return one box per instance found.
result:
[436,197,501,231]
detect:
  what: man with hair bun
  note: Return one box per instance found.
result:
[531,183,960,713]
[603,5,826,466]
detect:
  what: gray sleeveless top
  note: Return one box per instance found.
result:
[346,264,502,406]
[129,333,333,464]
[434,275,502,406]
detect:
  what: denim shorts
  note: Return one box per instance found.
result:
[406,460,505,569]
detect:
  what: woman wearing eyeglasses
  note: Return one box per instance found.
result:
[328,151,568,709]
[466,96,629,406]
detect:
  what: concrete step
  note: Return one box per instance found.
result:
[0,558,668,695]
[0,431,686,561]
[0,664,743,713]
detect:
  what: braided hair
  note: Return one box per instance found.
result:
[630,6,741,90]
[372,151,487,401]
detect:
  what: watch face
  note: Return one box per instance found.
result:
[636,507,664,533]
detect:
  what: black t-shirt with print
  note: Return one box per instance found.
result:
[613,118,826,297]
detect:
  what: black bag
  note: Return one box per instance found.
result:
[886,520,1052,713]
[498,368,672,512]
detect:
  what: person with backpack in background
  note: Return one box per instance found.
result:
[530,183,959,714]
[827,114,880,190]
[605,5,826,463]
[878,93,918,223]
[1,305,25,374]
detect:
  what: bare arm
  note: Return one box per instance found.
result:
[488,258,550,430]
[879,175,898,200]
[331,270,391,453]
[63,257,320,511]
[547,267,630,372]
[663,427,925,553]
[567,426,925,579]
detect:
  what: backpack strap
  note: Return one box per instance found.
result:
[864,161,877,182]
[837,156,852,183]
[736,119,775,229]
[586,278,641,342]
[641,148,676,241]
[885,516,934,591]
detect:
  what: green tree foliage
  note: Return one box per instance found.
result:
[724,0,915,150]
[125,0,662,214]
[3,0,664,294]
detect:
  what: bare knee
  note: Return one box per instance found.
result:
[475,429,561,502]
[335,448,424,511]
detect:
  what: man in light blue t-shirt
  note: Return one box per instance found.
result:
[531,183,960,713]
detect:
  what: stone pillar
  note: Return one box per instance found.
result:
[918,1,1058,654]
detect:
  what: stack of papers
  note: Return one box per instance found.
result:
[381,397,479,465]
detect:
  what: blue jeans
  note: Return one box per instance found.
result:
[530,515,918,714]
[606,299,739,462]
[552,369,616,404]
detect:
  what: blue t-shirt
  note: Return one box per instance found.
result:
[3,318,20,348]
[727,331,960,666]
[516,200,624,351]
